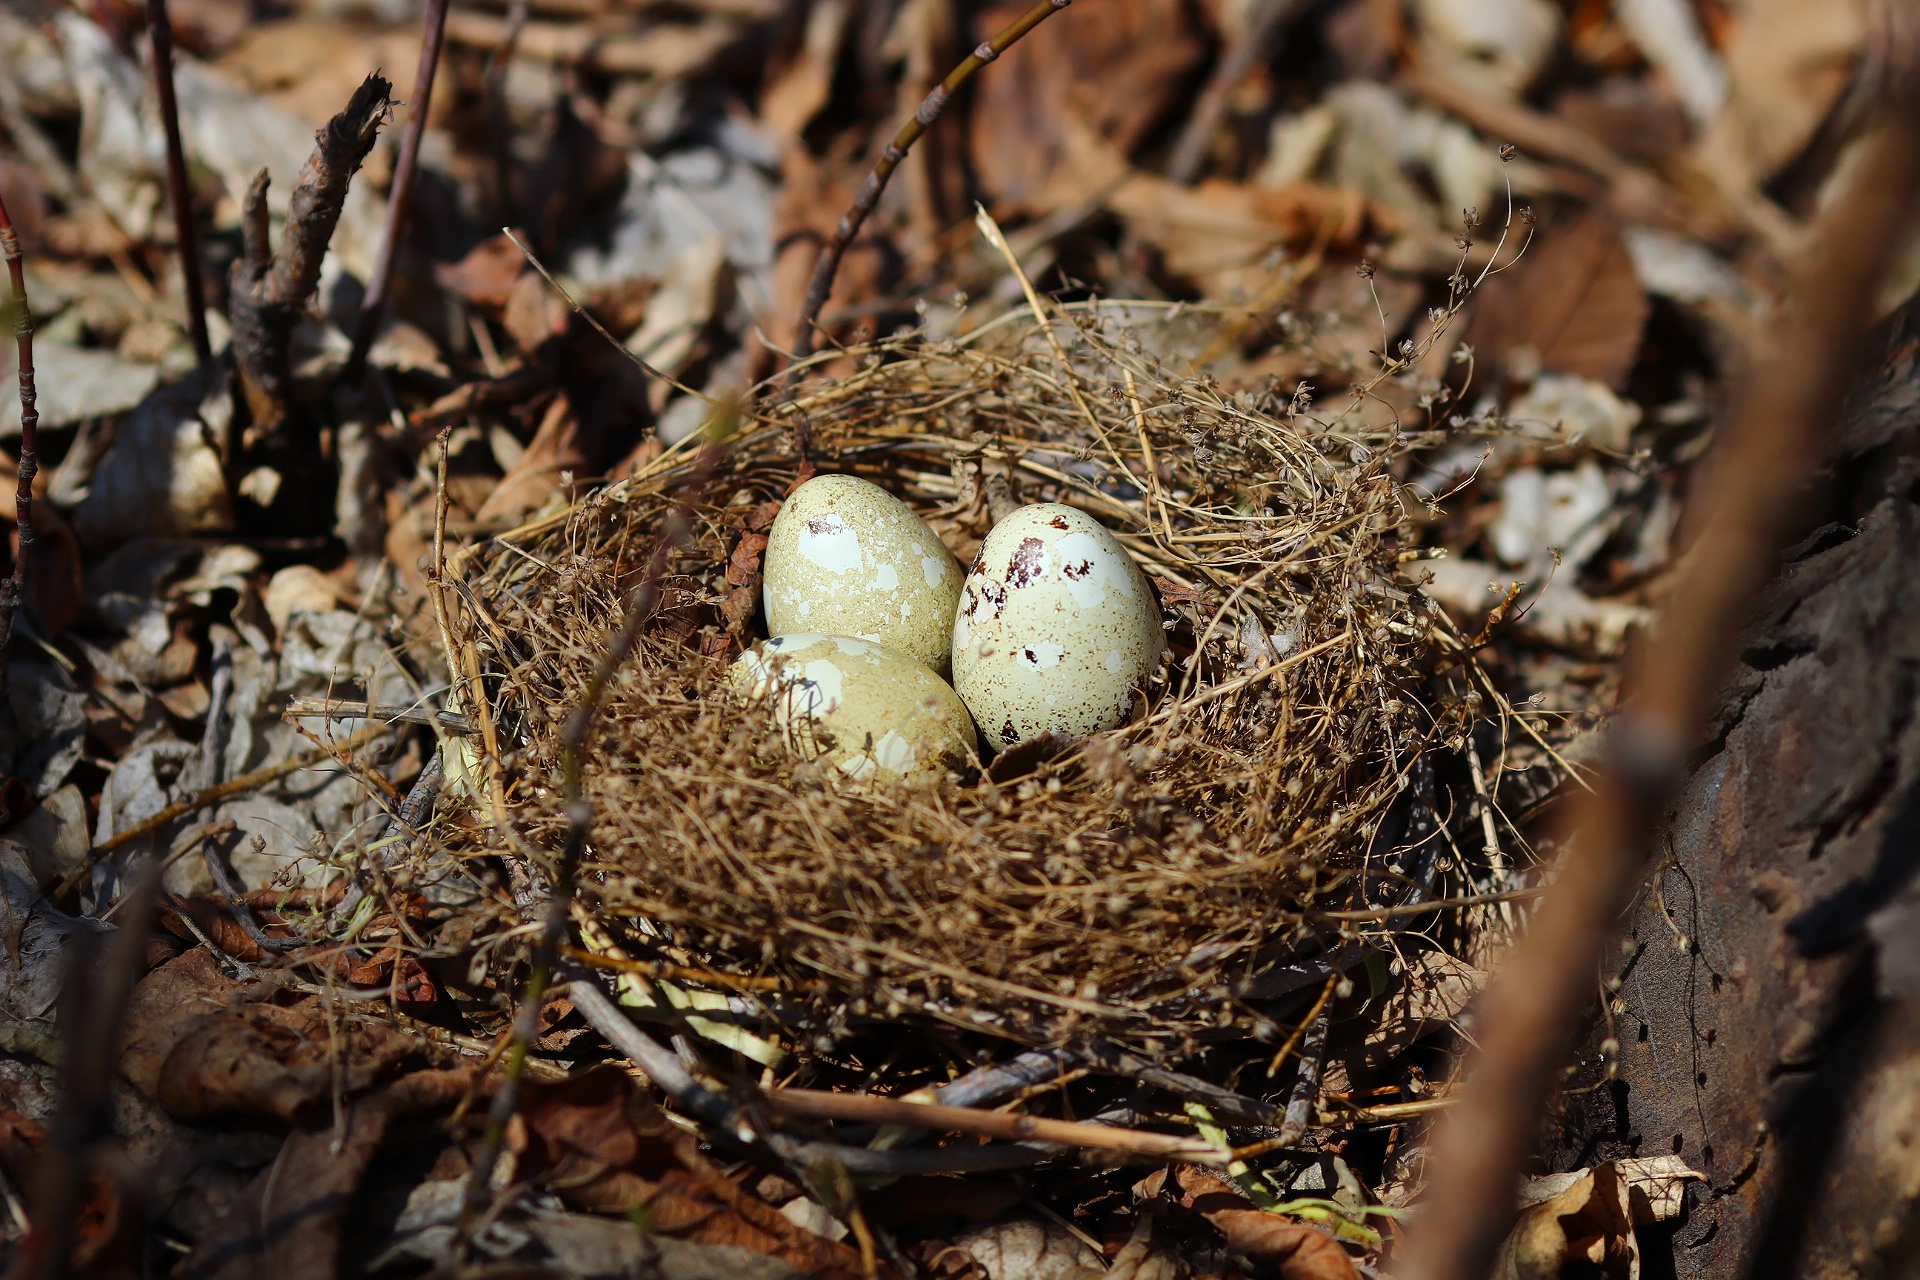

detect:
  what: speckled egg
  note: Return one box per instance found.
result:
[762,475,964,674]
[951,504,1164,751]
[729,634,978,782]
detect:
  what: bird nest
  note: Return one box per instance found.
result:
[440,301,1459,1057]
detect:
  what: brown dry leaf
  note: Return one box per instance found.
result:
[156,896,285,962]
[1493,1160,1638,1280]
[760,0,853,143]
[1110,174,1387,298]
[1466,210,1650,389]
[508,1065,866,1279]
[119,947,414,1123]
[476,394,588,525]
[1209,1210,1360,1280]
[217,17,428,129]
[187,1069,472,1280]
[504,268,574,358]
[436,232,529,314]
[510,1064,683,1212]
[1145,1167,1360,1280]
[968,0,1205,215]
[1694,0,1866,191]
[0,1093,142,1279]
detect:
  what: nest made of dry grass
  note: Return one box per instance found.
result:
[440,299,1465,1054]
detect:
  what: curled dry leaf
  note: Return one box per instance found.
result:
[1494,1160,1638,1280]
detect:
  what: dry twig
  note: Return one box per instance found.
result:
[145,0,211,365]
[230,76,392,431]
[765,1088,1232,1166]
[0,192,33,696]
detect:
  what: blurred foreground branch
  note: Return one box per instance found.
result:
[1396,100,1920,1280]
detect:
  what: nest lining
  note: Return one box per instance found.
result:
[440,302,1457,1052]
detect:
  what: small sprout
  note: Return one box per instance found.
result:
[1499,143,1517,162]
[1518,205,1538,226]
[1355,258,1375,279]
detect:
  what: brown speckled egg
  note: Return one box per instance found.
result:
[762,475,963,674]
[951,504,1163,751]
[729,634,978,782]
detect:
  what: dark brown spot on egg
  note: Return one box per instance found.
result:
[1048,515,1069,530]
[1006,537,1047,589]
[1062,559,1093,580]
[1001,720,1020,744]
[976,581,1007,618]
[805,516,839,535]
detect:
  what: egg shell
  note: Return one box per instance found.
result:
[729,633,978,783]
[762,475,964,674]
[951,503,1164,751]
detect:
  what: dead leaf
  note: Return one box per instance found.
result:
[1466,210,1651,390]
[438,231,531,313]
[505,267,574,357]
[0,1091,143,1279]
[1143,1167,1361,1280]
[70,363,235,549]
[1694,0,1866,191]
[1109,173,1388,298]
[186,1068,472,1280]
[509,1064,683,1212]
[476,393,588,525]
[1494,1160,1637,1280]
[968,0,1205,216]
[1521,1155,1704,1227]
[760,0,853,142]
[1208,1210,1360,1280]
[119,947,414,1122]
[951,1216,1104,1280]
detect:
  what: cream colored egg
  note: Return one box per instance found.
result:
[951,504,1164,751]
[762,475,964,674]
[729,634,978,782]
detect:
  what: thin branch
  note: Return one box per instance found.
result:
[1274,1002,1329,1146]
[0,192,34,702]
[145,0,211,364]
[789,0,1074,366]
[1395,105,1920,1280]
[765,1088,1233,1166]
[345,0,452,381]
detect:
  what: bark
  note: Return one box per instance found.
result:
[1549,293,1920,1279]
